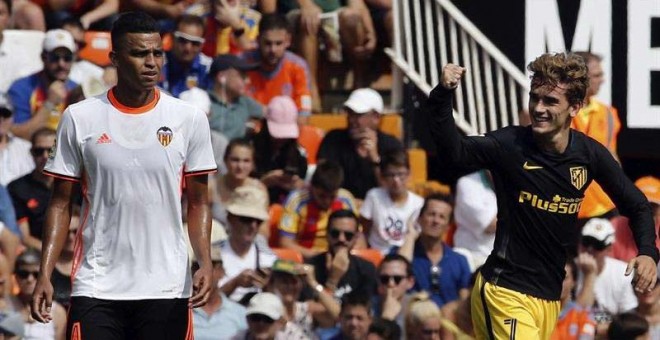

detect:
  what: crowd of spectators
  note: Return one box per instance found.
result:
[0,1,659,339]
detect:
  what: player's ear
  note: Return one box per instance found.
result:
[109,50,118,68]
[568,101,582,118]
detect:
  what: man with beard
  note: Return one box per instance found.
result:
[306,209,376,300]
[244,13,312,122]
[8,29,79,140]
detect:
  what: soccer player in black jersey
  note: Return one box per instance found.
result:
[426,53,658,339]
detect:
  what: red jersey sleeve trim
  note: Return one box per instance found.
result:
[183,168,218,177]
[107,87,160,114]
[43,170,80,182]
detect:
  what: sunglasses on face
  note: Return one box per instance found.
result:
[16,269,39,280]
[237,216,262,225]
[31,147,50,157]
[46,52,74,63]
[247,314,275,324]
[328,228,355,241]
[379,274,406,285]
[173,31,205,46]
[581,236,608,251]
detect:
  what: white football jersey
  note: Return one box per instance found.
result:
[45,89,217,300]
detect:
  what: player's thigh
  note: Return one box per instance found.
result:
[471,274,549,339]
[129,298,191,340]
[67,297,126,340]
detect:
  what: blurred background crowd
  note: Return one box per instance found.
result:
[0,0,659,339]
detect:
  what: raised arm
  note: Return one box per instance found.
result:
[426,65,497,170]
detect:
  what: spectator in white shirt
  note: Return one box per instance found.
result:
[360,150,423,255]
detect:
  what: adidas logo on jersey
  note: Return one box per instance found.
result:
[96,133,112,144]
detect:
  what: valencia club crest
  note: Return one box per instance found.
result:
[157,126,173,147]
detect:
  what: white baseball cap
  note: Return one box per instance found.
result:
[246,292,284,320]
[43,29,77,53]
[581,218,615,246]
[343,88,384,114]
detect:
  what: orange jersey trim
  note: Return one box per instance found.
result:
[183,169,217,177]
[186,308,194,340]
[107,87,160,114]
[71,322,82,340]
[43,170,80,182]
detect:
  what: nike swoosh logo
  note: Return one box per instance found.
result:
[523,161,543,170]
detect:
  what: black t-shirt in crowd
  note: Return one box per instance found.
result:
[318,129,403,199]
[306,253,378,300]
[8,174,51,240]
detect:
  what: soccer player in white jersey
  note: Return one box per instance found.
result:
[30,12,217,339]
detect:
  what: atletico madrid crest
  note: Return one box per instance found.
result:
[569,166,587,190]
[157,126,173,147]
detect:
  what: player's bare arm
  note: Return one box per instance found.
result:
[186,174,213,308]
[31,178,76,323]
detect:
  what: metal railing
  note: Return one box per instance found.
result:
[385,0,530,135]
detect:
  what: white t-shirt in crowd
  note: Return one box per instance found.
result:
[0,134,34,186]
[453,171,497,268]
[360,187,423,254]
[218,241,276,302]
[45,89,216,300]
[578,256,638,317]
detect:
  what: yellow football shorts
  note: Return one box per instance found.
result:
[471,273,560,340]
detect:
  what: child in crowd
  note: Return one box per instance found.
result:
[360,150,423,254]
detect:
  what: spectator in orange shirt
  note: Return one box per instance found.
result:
[571,51,621,221]
[244,13,312,122]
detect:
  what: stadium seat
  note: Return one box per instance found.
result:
[78,31,112,67]
[407,148,428,185]
[267,204,283,248]
[308,114,347,133]
[271,248,304,263]
[298,125,325,164]
[350,248,384,267]
[308,113,403,140]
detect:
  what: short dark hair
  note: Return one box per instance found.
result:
[311,161,344,192]
[380,149,409,172]
[327,209,358,232]
[31,127,56,145]
[607,312,649,339]
[340,291,371,314]
[176,14,205,35]
[0,106,12,118]
[223,137,255,161]
[368,318,402,340]
[258,13,291,35]
[419,193,454,215]
[111,12,159,51]
[379,253,413,277]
